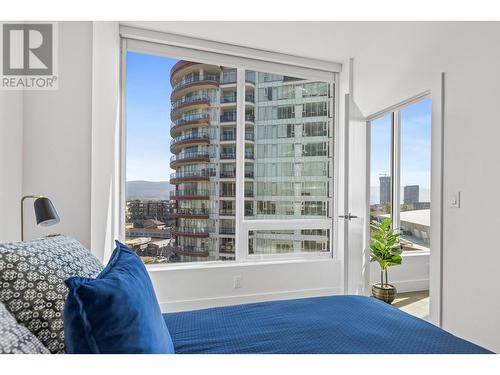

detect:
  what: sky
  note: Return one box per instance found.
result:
[126,52,177,182]
[370,98,432,203]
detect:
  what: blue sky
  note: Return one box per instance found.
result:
[126,52,177,181]
[370,98,432,203]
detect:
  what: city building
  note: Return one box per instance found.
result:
[379,175,391,205]
[126,200,174,225]
[169,61,333,262]
[404,185,420,205]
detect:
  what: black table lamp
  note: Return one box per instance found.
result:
[21,195,60,241]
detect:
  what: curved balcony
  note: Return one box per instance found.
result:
[171,245,210,257]
[170,151,210,168]
[171,226,212,238]
[171,95,210,118]
[170,132,210,153]
[170,61,199,83]
[170,112,210,136]
[170,169,214,184]
[171,74,220,100]
[170,189,211,201]
[172,208,209,219]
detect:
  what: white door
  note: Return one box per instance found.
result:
[341,94,369,295]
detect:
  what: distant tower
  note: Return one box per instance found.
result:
[379,175,391,205]
[404,185,419,205]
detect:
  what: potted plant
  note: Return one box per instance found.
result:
[370,218,402,304]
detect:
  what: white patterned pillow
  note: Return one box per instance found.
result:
[0,235,103,353]
[0,302,49,354]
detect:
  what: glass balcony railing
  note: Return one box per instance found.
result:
[173,245,210,255]
[171,95,210,110]
[220,170,236,178]
[220,95,255,104]
[220,112,255,123]
[221,133,236,141]
[170,169,215,180]
[220,151,236,159]
[174,207,210,216]
[170,189,211,198]
[245,171,254,178]
[219,226,236,235]
[172,74,220,91]
[219,208,235,216]
[171,112,210,128]
[170,151,210,163]
[173,226,213,235]
[220,189,236,198]
[170,132,210,146]
[220,112,237,122]
[244,190,254,197]
[245,151,254,159]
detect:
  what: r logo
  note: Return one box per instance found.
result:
[2,23,53,76]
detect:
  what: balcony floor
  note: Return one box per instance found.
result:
[392,290,429,320]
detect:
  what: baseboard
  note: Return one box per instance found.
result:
[160,286,343,313]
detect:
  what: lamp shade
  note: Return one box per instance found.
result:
[34,197,60,227]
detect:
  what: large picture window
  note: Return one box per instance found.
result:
[122,38,336,265]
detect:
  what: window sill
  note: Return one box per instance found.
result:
[146,256,337,272]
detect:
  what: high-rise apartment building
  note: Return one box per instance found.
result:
[379,175,391,205]
[169,61,333,262]
[404,185,420,205]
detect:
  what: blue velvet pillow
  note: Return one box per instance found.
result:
[64,241,175,354]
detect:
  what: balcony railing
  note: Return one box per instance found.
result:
[244,190,254,197]
[220,226,236,235]
[170,190,211,199]
[245,151,254,159]
[220,94,255,103]
[220,133,254,141]
[173,226,213,235]
[172,245,210,255]
[170,151,210,163]
[220,112,254,123]
[220,189,236,198]
[220,71,256,84]
[220,112,236,122]
[171,95,210,110]
[171,112,210,128]
[220,151,236,160]
[170,132,210,146]
[174,208,210,216]
[245,209,254,216]
[245,171,254,178]
[219,208,235,216]
[172,74,220,91]
[220,170,236,178]
[170,169,215,181]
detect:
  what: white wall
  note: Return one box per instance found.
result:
[22,22,93,248]
[0,91,23,243]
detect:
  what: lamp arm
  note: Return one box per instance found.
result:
[21,195,44,241]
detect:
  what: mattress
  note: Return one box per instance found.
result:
[163,295,491,354]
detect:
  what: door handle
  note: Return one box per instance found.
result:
[338,213,359,221]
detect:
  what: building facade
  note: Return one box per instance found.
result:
[379,175,391,205]
[169,61,333,262]
[403,185,420,205]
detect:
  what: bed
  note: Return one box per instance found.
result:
[163,295,491,354]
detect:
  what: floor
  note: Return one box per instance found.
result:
[392,290,429,320]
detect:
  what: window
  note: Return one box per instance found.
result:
[369,98,431,252]
[123,41,336,264]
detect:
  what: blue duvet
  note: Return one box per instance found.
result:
[163,295,491,354]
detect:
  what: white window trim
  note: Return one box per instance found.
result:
[120,27,341,265]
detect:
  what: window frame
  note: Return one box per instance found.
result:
[120,28,340,266]
[367,92,431,254]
